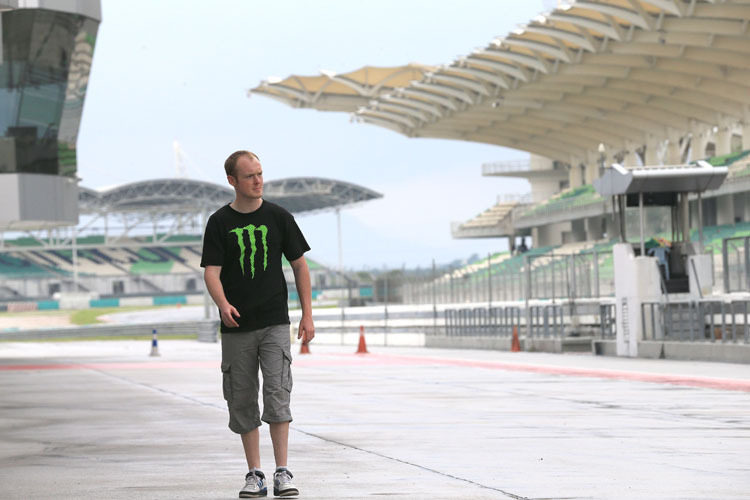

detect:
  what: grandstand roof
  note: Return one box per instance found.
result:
[250,0,750,164]
[250,64,434,111]
[594,160,728,196]
[262,177,382,214]
[79,177,381,215]
[451,201,518,239]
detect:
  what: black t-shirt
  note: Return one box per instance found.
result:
[200,201,310,333]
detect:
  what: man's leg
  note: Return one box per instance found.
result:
[241,428,262,469]
[269,421,289,467]
[257,325,295,467]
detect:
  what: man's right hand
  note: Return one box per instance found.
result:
[219,303,240,328]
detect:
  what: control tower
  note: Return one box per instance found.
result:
[0,1,101,230]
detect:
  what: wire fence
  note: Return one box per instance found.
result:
[401,250,614,305]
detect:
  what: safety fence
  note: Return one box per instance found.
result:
[443,304,569,338]
[0,319,220,342]
[444,306,521,337]
[599,303,617,339]
[401,250,615,305]
[641,299,750,343]
[722,235,750,293]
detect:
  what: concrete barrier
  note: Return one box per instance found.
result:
[0,320,215,341]
[593,339,750,363]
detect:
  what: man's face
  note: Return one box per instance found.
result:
[228,155,263,199]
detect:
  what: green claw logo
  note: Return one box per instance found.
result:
[229,224,268,278]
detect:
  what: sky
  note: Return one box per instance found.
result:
[77,0,551,270]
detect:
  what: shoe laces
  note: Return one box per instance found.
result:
[275,469,293,484]
[246,471,264,486]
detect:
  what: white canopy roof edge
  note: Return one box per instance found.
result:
[251,1,750,165]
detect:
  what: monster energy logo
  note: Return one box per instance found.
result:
[229,224,268,278]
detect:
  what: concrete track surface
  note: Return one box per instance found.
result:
[1,340,749,500]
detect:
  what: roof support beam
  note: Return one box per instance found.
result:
[400,88,458,111]
[381,95,444,118]
[503,37,572,62]
[579,1,654,30]
[546,13,622,41]
[447,65,510,89]
[466,54,529,82]
[523,24,596,52]
[412,82,474,105]
[430,73,490,95]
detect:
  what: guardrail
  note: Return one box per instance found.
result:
[528,304,565,338]
[723,235,749,293]
[0,320,220,342]
[641,299,750,343]
[599,303,616,339]
[444,306,521,337]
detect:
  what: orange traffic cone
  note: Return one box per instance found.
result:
[511,326,521,352]
[356,325,369,354]
[299,339,311,355]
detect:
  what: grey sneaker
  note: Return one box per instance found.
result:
[273,468,299,497]
[240,470,267,498]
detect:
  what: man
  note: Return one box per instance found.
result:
[201,150,314,498]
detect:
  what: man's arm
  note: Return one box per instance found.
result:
[203,265,240,328]
[289,256,315,342]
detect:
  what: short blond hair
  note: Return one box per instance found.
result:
[224,150,259,177]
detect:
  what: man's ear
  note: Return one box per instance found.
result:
[227,175,236,187]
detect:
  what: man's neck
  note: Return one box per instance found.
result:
[230,197,263,214]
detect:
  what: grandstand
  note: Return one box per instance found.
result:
[252,0,750,250]
[249,1,750,361]
[251,0,750,282]
[0,177,382,303]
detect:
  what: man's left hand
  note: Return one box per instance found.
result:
[298,315,315,343]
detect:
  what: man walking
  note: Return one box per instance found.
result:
[201,150,315,497]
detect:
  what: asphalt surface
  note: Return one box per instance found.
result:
[1,340,749,499]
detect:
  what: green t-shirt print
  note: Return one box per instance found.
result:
[229,224,268,278]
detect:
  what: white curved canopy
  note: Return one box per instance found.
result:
[250,64,434,111]
[252,0,750,164]
[79,178,381,216]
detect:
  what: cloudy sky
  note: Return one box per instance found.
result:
[77,0,550,269]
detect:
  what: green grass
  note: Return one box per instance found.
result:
[0,305,169,326]
[68,306,163,325]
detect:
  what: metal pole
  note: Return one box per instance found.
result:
[722,238,729,293]
[487,253,492,309]
[524,255,531,338]
[384,272,388,345]
[336,208,343,273]
[594,249,600,298]
[551,256,556,302]
[697,191,704,252]
[72,227,79,292]
[639,192,645,256]
[432,259,437,332]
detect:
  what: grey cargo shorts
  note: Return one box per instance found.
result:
[220,324,293,434]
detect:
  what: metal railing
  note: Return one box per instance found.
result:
[641,299,750,343]
[402,249,614,305]
[482,159,530,175]
[444,306,521,337]
[599,303,616,339]
[528,304,565,338]
[722,235,750,293]
[0,319,220,342]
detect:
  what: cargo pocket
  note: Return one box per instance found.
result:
[221,361,232,403]
[281,351,293,392]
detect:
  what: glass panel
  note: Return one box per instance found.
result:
[0,9,99,177]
